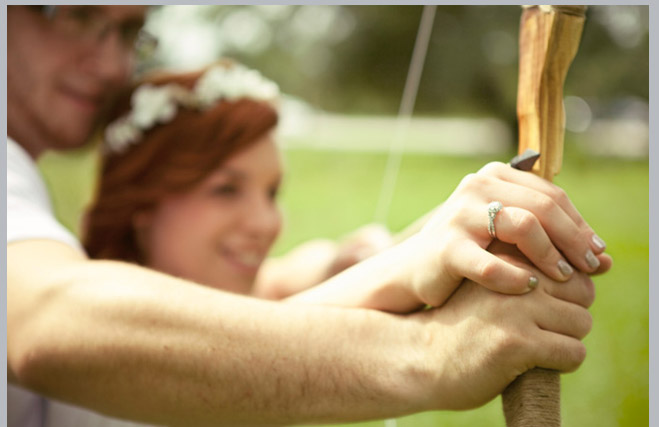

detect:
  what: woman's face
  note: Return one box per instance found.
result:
[137,132,283,294]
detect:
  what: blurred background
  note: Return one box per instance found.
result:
[39,5,648,427]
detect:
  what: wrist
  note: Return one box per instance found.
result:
[356,311,439,416]
[379,312,446,413]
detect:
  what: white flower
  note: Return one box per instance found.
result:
[104,84,180,153]
[104,116,141,153]
[195,66,235,106]
[194,64,280,108]
[129,84,179,129]
[104,63,280,153]
[252,78,279,100]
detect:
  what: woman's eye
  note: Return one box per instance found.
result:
[212,185,239,197]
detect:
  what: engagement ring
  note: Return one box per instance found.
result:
[487,201,503,239]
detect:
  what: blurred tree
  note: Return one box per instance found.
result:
[143,5,648,121]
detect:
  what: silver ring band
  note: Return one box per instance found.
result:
[487,201,503,239]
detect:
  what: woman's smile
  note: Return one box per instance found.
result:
[220,245,267,276]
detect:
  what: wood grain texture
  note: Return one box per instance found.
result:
[515,5,586,181]
[502,5,586,427]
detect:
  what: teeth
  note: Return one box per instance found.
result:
[234,252,262,267]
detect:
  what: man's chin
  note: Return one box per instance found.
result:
[51,127,100,152]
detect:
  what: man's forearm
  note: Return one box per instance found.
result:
[8,241,428,425]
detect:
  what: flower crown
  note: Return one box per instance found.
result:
[104,64,280,153]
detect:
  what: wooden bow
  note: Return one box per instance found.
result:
[501,5,587,426]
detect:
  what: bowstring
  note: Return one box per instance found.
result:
[378,6,436,427]
[373,5,437,225]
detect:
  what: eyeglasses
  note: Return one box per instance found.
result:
[36,5,158,59]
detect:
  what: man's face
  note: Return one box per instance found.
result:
[7,6,148,156]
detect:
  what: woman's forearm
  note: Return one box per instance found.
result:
[285,236,427,313]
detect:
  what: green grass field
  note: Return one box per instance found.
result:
[39,140,648,427]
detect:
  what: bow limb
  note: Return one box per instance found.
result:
[515,5,587,181]
[502,5,587,427]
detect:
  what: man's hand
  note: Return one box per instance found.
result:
[411,240,595,411]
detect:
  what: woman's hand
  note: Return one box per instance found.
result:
[410,161,611,306]
[288,161,611,314]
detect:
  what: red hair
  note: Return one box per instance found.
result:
[83,64,279,263]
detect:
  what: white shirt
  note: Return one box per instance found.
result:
[7,137,83,249]
[7,137,156,427]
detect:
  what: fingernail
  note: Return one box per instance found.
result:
[557,259,574,277]
[528,275,539,290]
[592,234,607,251]
[585,249,600,269]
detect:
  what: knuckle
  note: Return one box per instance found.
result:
[491,325,524,358]
[417,282,445,308]
[538,240,557,265]
[512,210,539,235]
[549,185,570,206]
[569,231,596,264]
[583,311,593,336]
[575,309,593,339]
[497,331,518,353]
[458,173,489,194]
[557,341,587,373]
[536,193,557,214]
[582,276,596,308]
[568,343,588,371]
[478,161,506,176]
[567,231,585,254]
[445,199,470,225]
[477,258,500,283]
[573,274,596,308]
[457,173,477,191]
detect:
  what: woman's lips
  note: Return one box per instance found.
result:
[221,248,265,276]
